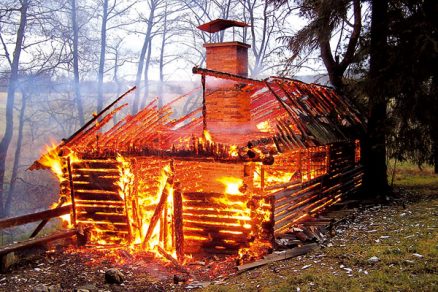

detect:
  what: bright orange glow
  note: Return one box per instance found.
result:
[203,130,213,143]
[256,121,274,133]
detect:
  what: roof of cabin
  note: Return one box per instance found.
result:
[30,67,365,169]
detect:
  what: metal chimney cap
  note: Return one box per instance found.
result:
[197,19,249,33]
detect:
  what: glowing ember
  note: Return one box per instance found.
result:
[256,121,274,133]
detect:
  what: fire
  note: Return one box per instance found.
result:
[217,177,242,195]
[256,121,274,133]
[203,130,213,143]
[229,145,239,157]
[39,143,79,181]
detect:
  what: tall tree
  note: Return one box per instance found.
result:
[71,0,85,125]
[97,0,109,113]
[132,0,163,114]
[271,0,362,91]
[0,0,29,217]
[363,0,390,194]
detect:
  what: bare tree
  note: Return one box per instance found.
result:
[96,0,137,113]
[0,0,29,217]
[132,0,165,114]
[240,0,290,77]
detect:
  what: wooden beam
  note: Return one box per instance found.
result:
[30,198,67,238]
[0,229,77,256]
[237,243,318,272]
[156,245,189,274]
[173,182,184,263]
[0,205,71,230]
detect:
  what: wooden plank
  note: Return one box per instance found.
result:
[30,198,68,238]
[0,205,72,230]
[182,215,250,225]
[76,205,125,214]
[237,243,318,272]
[71,161,120,169]
[0,229,77,256]
[183,207,248,218]
[72,169,119,176]
[75,221,130,231]
[182,192,246,202]
[183,230,250,243]
[76,212,128,223]
[183,222,251,233]
[74,191,122,201]
[72,182,119,192]
[173,184,184,263]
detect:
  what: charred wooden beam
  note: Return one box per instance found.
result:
[192,66,264,86]
[30,197,67,238]
[173,182,184,263]
[63,86,136,147]
[237,243,318,272]
[0,229,77,256]
[0,205,71,230]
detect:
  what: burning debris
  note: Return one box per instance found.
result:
[27,19,365,271]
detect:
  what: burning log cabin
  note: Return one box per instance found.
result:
[31,19,365,261]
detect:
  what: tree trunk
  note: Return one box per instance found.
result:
[97,0,109,113]
[0,1,28,218]
[132,1,156,114]
[140,39,152,109]
[5,89,27,216]
[158,3,168,108]
[71,0,84,125]
[363,0,390,195]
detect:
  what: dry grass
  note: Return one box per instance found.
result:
[202,163,438,292]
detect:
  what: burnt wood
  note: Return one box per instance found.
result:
[0,205,72,230]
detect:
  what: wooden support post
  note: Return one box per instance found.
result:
[261,165,265,192]
[201,74,207,131]
[66,157,77,227]
[173,182,184,263]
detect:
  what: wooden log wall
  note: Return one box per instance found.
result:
[181,192,252,254]
[271,141,363,235]
[175,160,244,193]
[70,159,131,242]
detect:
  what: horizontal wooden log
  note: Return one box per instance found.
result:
[184,239,242,250]
[183,207,249,218]
[71,161,120,169]
[182,192,246,201]
[183,229,251,243]
[182,214,250,225]
[72,182,119,192]
[72,169,119,176]
[76,212,128,223]
[0,205,72,230]
[72,174,119,182]
[0,229,77,256]
[76,205,125,214]
[237,243,318,272]
[74,191,122,201]
[75,221,130,231]
[183,221,251,233]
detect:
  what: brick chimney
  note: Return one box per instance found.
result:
[197,19,252,143]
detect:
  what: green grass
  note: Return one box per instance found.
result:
[201,162,438,292]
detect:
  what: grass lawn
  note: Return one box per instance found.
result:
[201,162,438,291]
